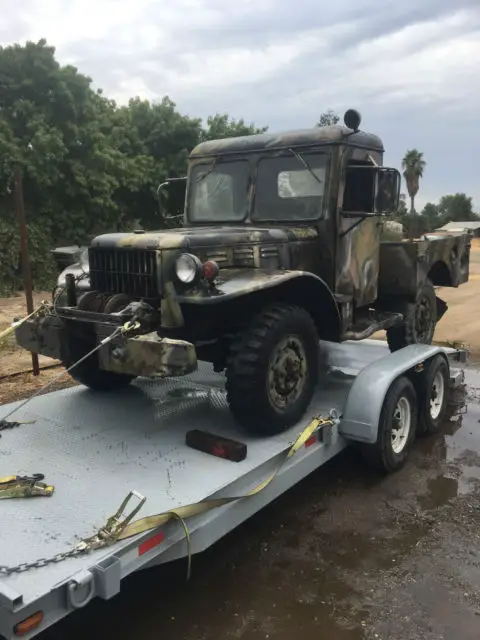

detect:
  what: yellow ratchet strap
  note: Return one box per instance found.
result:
[0,474,54,500]
[114,415,335,542]
[0,303,49,341]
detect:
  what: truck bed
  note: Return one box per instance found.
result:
[0,339,466,638]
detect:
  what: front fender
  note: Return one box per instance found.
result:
[177,269,335,304]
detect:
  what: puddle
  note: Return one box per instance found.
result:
[418,475,459,510]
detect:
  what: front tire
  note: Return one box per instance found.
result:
[226,304,320,436]
[386,279,437,352]
[63,335,135,392]
[361,376,418,473]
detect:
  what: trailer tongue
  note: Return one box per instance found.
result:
[0,339,466,640]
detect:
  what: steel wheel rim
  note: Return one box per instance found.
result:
[267,335,307,411]
[429,370,445,420]
[391,396,411,454]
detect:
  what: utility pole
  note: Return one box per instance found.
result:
[13,165,39,376]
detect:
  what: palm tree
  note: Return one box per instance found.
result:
[401,149,426,215]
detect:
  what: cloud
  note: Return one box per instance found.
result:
[2,0,480,210]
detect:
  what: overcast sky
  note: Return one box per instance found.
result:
[2,0,480,211]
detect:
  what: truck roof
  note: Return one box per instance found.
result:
[190,125,385,158]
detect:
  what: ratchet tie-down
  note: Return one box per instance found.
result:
[0,474,54,500]
[0,309,143,500]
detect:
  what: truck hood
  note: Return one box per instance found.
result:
[90,226,318,251]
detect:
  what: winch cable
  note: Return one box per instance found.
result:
[0,321,139,426]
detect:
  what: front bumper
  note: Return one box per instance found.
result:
[14,316,198,379]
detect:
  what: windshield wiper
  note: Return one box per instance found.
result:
[287,148,323,187]
[195,157,218,183]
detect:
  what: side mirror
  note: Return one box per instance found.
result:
[374,168,401,215]
[157,177,187,218]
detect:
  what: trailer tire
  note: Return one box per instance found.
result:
[417,354,449,437]
[386,279,437,352]
[226,303,320,436]
[361,376,417,473]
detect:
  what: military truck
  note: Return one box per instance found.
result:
[15,110,470,435]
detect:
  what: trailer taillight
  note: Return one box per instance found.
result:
[14,611,44,636]
[186,429,247,462]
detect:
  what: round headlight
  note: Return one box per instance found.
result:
[175,253,202,284]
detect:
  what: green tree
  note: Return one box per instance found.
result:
[401,149,426,215]
[421,202,440,231]
[437,193,478,223]
[393,193,408,219]
[201,113,267,141]
[0,39,268,292]
[317,110,340,127]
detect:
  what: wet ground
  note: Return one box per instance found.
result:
[37,365,480,640]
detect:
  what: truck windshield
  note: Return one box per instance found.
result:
[253,152,328,221]
[188,159,250,222]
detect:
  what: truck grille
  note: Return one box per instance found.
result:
[88,248,159,299]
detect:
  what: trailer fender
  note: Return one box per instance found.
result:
[339,344,450,444]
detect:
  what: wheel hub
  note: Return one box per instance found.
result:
[268,336,308,410]
[429,370,445,420]
[391,396,411,454]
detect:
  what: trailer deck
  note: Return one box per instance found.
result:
[0,339,466,639]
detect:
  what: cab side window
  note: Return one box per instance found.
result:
[342,161,376,214]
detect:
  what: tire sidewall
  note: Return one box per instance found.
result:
[378,377,418,472]
[418,355,449,436]
[261,312,320,425]
[226,304,321,434]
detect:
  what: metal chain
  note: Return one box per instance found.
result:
[0,321,139,575]
[0,547,90,576]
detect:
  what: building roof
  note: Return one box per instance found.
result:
[436,221,480,231]
[190,126,384,158]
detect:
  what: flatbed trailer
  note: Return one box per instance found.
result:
[0,339,467,640]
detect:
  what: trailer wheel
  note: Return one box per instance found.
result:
[226,304,320,436]
[362,376,417,473]
[417,354,449,436]
[386,279,437,352]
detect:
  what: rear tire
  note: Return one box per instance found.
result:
[386,279,437,352]
[417,354,449,436]
[361,376,417,473]
[226,304,320,436]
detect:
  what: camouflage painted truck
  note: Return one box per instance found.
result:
[15,110,471,435]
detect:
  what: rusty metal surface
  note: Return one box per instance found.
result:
[98,331,198,378]
[189,125,384,158]
[378,232,471,297]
